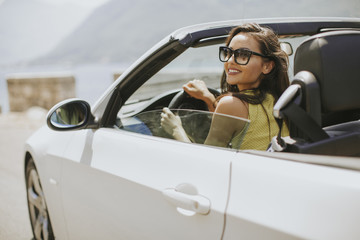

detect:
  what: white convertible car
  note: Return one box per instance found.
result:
[25,18,360,240]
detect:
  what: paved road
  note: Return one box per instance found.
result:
[0,109,47,240]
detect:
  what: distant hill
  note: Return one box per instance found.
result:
[14,0,360,66]
[33,0,248,65]
[0,0,95,65]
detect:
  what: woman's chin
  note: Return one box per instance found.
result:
[226,79,239,86]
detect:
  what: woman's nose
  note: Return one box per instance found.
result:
[225,53,237,65]
[228,53,236,63]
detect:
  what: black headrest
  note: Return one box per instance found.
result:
[294,30,360,113]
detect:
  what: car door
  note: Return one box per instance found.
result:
[59,127,236,240]
[223,152,360,239]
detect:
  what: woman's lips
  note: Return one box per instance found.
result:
[228,68,241,75]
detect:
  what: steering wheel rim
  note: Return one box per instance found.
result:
[168,88,220,111]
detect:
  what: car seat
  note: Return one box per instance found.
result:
[273,30,360,156]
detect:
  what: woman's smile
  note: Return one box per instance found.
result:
[228,68,241,75]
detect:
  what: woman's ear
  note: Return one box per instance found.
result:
[262,60,275,74]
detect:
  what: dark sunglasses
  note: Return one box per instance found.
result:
[219,46,269,65]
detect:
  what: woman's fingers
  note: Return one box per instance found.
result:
[183,80,208,100]
[161,108,181,125]
[162,107,175,118]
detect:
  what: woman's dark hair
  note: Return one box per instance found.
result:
[220,23,290,104]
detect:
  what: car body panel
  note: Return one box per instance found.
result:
[225,153,360,239]
[55,128,236,239]
[25,127,72,240]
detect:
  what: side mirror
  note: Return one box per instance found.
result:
[46,99,97,131]
[280,42,293,56]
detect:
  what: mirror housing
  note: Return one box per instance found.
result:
[280,42,293,56]
[46,99,98,131]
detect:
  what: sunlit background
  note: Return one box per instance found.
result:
[1,0,359,113]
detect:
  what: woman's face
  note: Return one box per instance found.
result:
[224,33,273,90]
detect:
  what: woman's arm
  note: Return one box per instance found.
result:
[204,96,249,147]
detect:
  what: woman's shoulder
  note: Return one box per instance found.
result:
[216,95,248,119]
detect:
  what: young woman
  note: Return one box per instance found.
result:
[161,23,290,150]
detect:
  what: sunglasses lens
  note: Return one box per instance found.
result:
[235,49,251,65]
[219,47,232,62]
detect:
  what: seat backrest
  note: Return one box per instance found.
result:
[272,30,360,155]
[294,30,360,126]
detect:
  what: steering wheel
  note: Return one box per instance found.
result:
[168,88,220,111]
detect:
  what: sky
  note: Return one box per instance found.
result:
[0,0,110,8]
[39,0,109,7]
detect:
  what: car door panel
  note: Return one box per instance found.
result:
[224,153,360,240]
[26,127,74,240]
[61,128,236,240]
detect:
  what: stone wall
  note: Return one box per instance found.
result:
[7,74,75,112]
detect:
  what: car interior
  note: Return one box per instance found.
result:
[113,23,360,156]
[273,30,360,157]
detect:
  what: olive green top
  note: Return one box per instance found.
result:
[231,93,289,150]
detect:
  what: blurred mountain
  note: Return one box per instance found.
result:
[34,0,360,66]
[33,0,247,65]
[0,0,96,66]
[3,0,360,66]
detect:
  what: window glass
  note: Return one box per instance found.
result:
[120,109,250,150]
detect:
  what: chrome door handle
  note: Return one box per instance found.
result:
[162,188,210,215]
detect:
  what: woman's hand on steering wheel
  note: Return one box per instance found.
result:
[183,80,217,111]
[168,80,220,111]
[183,80,210,100]
[183,79,215,111]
